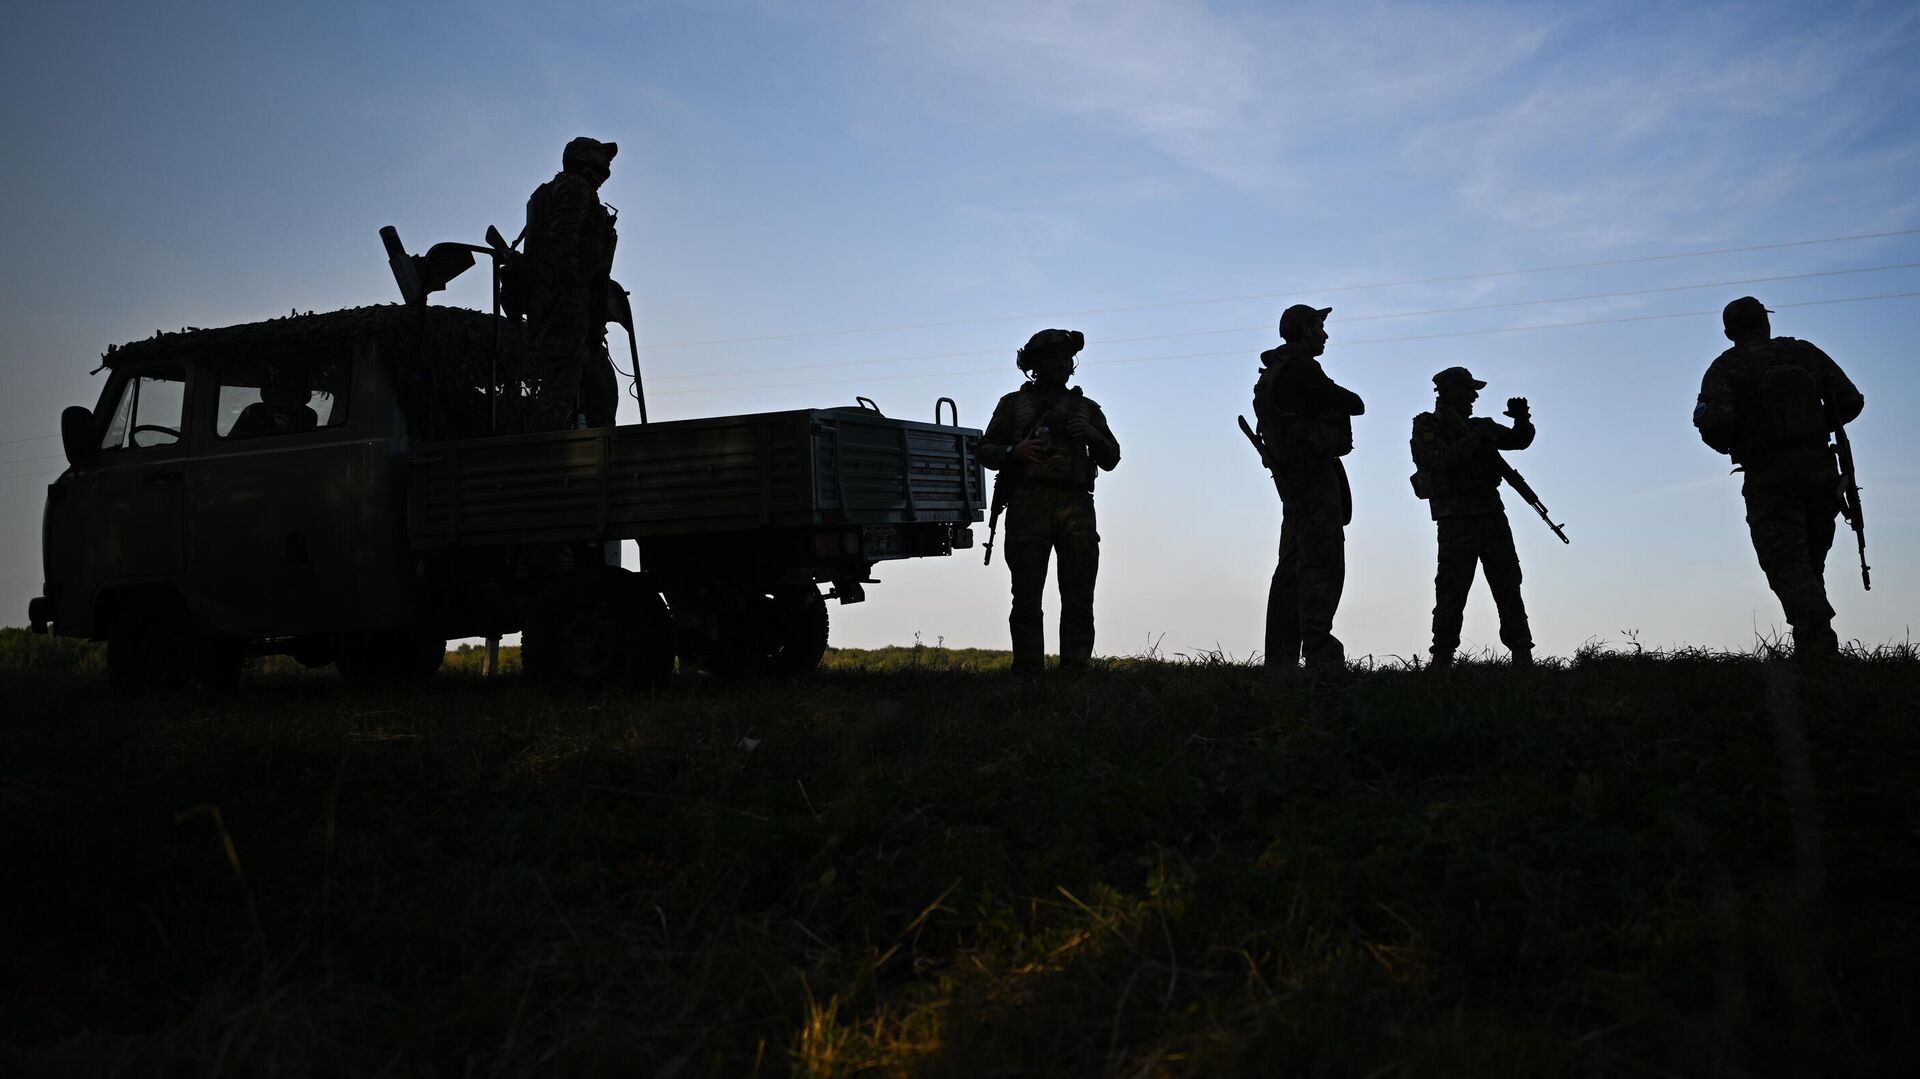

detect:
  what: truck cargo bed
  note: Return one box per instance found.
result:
[407,408,984,548]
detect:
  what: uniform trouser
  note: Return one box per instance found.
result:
[530,289,597,430]
[1004,484,1099,669]
[1431,512,1531,658]
[580,343,618,428]
[1267,465,1345,668]
[1742,463,1840,653]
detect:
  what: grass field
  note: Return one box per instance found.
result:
[2,628,1916,1076]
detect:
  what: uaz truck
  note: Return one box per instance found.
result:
[27,229,984,692]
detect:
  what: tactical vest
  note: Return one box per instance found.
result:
[1253,349,1353,459]
[524,175,617,293]
[1002,386,1101,491]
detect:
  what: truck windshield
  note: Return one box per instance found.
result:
[99,369,187,451]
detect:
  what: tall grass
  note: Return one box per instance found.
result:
[2,631,1916,1075]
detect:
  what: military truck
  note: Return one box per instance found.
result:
[27,235,984,693]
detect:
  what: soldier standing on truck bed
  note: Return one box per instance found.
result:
[1693,296,1865,662]
[1253,304,1363,673]
[979,329,1121,672]
[527,136,621,430]
[1410,367,1537,668]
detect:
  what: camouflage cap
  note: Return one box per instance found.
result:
[563,137,619,170]
[1432,366,1487,391]
[1722,295,1773,332]
[1278,304,1332,341]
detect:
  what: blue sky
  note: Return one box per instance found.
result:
[3,0,1916,659]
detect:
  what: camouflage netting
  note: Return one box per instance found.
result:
[104,304,539,442]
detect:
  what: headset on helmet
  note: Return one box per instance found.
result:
[1015,328,1085,373]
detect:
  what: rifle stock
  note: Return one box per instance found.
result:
[1832,420,1870,590]
[1498,458,1570,544]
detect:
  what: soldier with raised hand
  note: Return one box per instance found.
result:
[1694,296,1865,662]
[978,329,1121,673]
[1253,304,1363,673]
[526,136,621,430]
[1411,367,1536,668]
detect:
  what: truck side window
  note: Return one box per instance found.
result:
[217,353,348,439]
[98,368,187,451]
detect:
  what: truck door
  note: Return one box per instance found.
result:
[73,365,191,591]
[187,349,359,638]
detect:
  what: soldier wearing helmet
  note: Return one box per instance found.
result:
[526,136,621,430]
[978,329,1121,672]
[1410,366,1537,667]
[1252,304,1363,673]
[1693,296,1864,661]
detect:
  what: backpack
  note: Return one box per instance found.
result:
[1739,339,1829,449]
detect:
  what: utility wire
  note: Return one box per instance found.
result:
[647,261,1920,385]
[649,290,1920,398]
[635,227,1920,350]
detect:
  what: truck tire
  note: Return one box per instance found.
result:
[706,584,829,678]
[335,631,446,684]
[523,567,670,692]
[766,586,830,676]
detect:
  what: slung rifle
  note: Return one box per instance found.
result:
[1497,458,1570,544]
[1832,417,1870,590]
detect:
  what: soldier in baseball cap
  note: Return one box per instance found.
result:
[1249,303,1362,674]
[1693,296,1864,663]
[527,137,622,430]
[1410,366,1537,667]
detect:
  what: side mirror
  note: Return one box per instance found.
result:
[60,405,97,468]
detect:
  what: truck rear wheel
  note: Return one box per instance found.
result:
[705,584,829,678]
[523,567,673,692]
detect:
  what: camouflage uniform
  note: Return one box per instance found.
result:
[980,378,1121,670]
[526,138,620,430]
[1254,320,1363,670]
[1410,378,1536,664]
[1694,302,1864,657]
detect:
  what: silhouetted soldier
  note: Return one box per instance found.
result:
[526,137,620,430]
[1411,367,1535,667]
[979,329,1121,672]
[1253,305,1362,672]
[1694,296,1864,661]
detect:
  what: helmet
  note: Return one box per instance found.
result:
[1015,328,1085,372]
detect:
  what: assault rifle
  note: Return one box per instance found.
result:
[1832,418,1870,590]
[1237,414,1294,501]
[1498,458,1569,544]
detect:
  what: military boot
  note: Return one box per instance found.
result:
[1510,648,1533,668]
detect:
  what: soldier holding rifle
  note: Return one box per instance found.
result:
[1410,367,1541,668]
[1249,304,1364,673]
[1693,296,1866,662]
[979,330,1121,673]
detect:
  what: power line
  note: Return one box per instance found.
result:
[0,433,62,447]
[635,227,1920,350]
[647,261,1920,385]
[649,290,1920,398]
